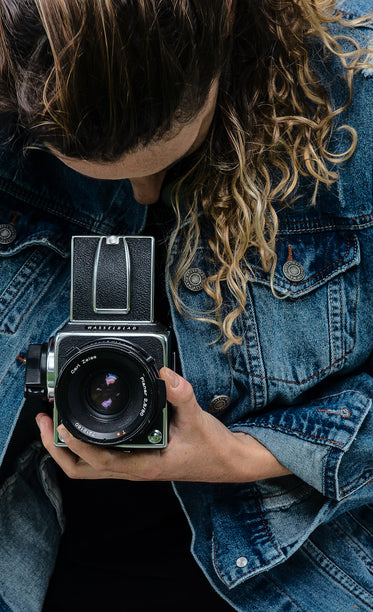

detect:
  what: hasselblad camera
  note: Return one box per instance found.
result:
[24,235,170,449]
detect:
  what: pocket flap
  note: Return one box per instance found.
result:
[247,231,360,298]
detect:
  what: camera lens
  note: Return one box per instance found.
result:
[87,371,128,417]
[55,339,165,446]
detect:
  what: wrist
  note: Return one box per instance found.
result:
[225,431,292,482]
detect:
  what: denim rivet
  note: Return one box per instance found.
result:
[341,408,351,418]
[236,557,248,568]
[208,395,230,413]
[283,260,305,282]
[183,267,206,292]
[0,223,16,245]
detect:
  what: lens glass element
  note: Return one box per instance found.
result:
[87,371,128,416]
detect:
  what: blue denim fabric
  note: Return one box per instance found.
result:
[0,4,372,611]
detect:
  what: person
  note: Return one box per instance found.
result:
[0,0,372,610]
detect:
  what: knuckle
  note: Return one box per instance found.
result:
[65,464,80,480]
[183,380,195,402]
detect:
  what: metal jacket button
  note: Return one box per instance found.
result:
[208,395,230,413]
[183,267,206,292]
[0,224,16,245]
[236,557,248,568]
[282,260,305,282]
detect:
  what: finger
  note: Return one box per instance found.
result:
[56,423,165,481]
[37,414,165,481]
[36,413,124,479]
[36,413,93,478]
[159,367,202,426]
[56,423,134,476]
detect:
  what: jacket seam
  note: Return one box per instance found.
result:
[241,422,345,446]
[303,540,373,609]
[0,179,115,233]
[0,250,42,314]
[234,266,358,384]
[277,217,373,233]
[330,520,373,567]
[0,276,69,386]
[0,255,64,335]
[212,494,283,587]
[263,574,308,612]
[242,294,266,408]
[260,482,308,500]
[339,473,373,497]
[170,217,373,257]
[347,510,373,540]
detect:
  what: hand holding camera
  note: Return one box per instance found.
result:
[28,234,289,483]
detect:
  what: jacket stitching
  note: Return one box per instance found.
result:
[246,422,345,446]
[338,275,344,358]
[259,483,309,500]
[347,511,373,540]
[329,277,336,363]
[0,179,116,233]
[277,214,373,232]
[325,446,339,496]
[252,235,356,290]
[339,474,373,497]
[244,293,266,407]
[0,250,41,313]
[0,277,69,386]
[0,256,65,336]
[172,217,373,258]
[318,390,369,403]
[212,495,283,587]
[263,575,308,611]
[330,521,373,570]
[235,266,358,384]
[254,493,282,555]
[242,315,257,411]
[224,350,234,399]
[303,540,373,609]
[0,250,40,307]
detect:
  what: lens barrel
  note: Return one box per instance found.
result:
[55,339,164,446]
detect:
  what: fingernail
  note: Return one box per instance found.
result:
[57,425,71,443]
[166,367,180,389]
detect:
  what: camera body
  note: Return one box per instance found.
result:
[24,235,170,449]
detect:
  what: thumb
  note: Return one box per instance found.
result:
[159,367,200,423]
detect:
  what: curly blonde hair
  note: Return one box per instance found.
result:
[168,0,373,349]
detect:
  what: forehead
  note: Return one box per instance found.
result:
[55,117,200,179]
[53,80,219,180]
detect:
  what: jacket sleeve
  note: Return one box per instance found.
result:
[229,361,373,503]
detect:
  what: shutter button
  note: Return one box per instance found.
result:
[282,260,305,282]
[0,224,16,245]
[208,395,230,413]
[183,267,206,292]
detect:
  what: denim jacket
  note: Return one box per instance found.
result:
[0,4,372,611]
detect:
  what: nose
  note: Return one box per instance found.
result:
[129,171,167,205]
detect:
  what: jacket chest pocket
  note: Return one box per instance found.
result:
[229,230,360,407]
